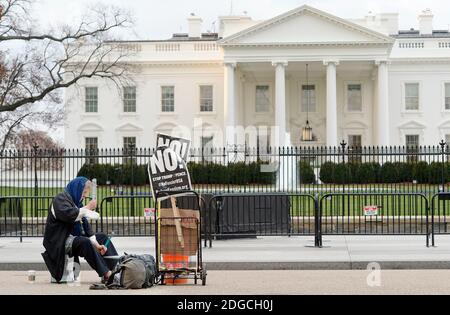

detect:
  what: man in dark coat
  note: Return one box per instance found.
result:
[42,177,118,283]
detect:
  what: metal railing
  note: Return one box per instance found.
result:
[0,193,447,249]
[0,196,54,241]
[99,195,155,237]
[318,193,430,246]
[1,142,450,246]
[206,193,317,247]
[430,192,450,246]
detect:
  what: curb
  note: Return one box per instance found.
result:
[1,261,449,271]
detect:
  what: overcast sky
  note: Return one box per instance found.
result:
[34,0,450,40]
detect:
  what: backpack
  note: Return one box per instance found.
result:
[105,254,158,290]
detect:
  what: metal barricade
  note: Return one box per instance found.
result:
[318,193,430,246]
[207,193,318,247]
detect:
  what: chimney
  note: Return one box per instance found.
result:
[188,13,203,38]
[418,9,433,35]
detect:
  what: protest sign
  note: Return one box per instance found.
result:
[156,133,191,162]
[148,146,192,201]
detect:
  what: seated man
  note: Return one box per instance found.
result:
[42,177,118,283]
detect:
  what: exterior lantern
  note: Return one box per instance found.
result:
[301,63,315,142]
[302,120,313,142]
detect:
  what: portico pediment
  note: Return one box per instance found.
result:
[219,5,394,47]
[115,123,143,132]
[398,120,426,130]
[345,121,369,130]
[438,120,450,130]
[77,123,104,132]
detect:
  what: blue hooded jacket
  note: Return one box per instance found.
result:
[65,177,91,237]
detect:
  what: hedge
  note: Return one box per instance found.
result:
[298,161,316,184]
[187,162,276,185]
[319,161,450,184]
[77,161,450,186]
[77,164,149,186]
[77,161,317,185]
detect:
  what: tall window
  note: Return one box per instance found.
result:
[405,83,419,110]
[347,84,362,112]
[255,85,270,112]
[161,86,175,112]
[85,137,98,165]
[201,136,214,149]
[301,84,316,112]
[123,86,136,113]
[445,83,450,110]
[123,137,137,164]
[348,135,362,163]
[200,85,213,112]
[85,87,98,113]
[406,134,419,162]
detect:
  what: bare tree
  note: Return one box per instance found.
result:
[0,0,134,147]
[2,129,65,171]
[0,103,63,150]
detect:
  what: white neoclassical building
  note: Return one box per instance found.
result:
[64,5,450,151]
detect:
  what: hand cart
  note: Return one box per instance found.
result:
[154,190,207,285]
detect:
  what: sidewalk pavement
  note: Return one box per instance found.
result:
[4,270,450,295]
[1,235,450,271]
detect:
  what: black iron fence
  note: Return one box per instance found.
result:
[1,143,450,244]
[2,142,450,197]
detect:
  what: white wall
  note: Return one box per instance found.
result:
[389,62,450,146]
[64,64,224,149]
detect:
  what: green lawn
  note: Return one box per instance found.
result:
[0,185,447,218]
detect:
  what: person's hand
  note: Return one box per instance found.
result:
[96,244,107,256]
[86,200,97,211]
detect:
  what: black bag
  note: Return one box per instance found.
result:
[106,254,158,290]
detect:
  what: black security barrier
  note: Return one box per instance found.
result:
[98,194,210,237]
[318,193,431,246]
[0,196,54,241]
[207,193,318,247]
[99,195,155,237]
[430,192,450,246]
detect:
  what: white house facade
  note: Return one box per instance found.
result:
[64,5,450,151]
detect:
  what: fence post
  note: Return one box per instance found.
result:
[17,199,23,243]
[340,141,347,217]
[32,144,39,218]
[314,194,322,248]
[129,143,135,217]
[440,140,446,193]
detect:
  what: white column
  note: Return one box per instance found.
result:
[376,60,390,146]
[224,62,236,146]
[324,60,339,147]
[272,61,288,147]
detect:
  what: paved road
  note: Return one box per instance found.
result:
[2,270,450,295]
